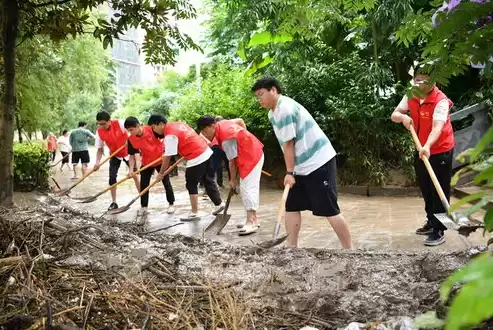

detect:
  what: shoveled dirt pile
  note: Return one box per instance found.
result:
[0,195,486,329]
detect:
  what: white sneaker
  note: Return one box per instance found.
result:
[167,205,176,214]
[180,212,199,221]
[212,202,225,215]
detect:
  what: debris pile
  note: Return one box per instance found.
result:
[0,196,488,329]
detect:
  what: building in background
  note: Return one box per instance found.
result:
[107,0,208,110]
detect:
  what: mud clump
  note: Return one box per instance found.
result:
[0,196,484,329]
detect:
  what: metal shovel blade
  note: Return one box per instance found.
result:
[54,188,71,197]
[106,205,130,215]
[205,214,232,234]
[77,196,97,204]
[434,212,470,231]
[257,234,289,249]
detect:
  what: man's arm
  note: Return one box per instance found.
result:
[391,95,410,123]
[127,139,139,175]
[282,140,296,173]
[222,139,239,186]
[94,132,105,167]
[231,118,246,128]
[84,129,96,139]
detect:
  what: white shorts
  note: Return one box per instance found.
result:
[239,154,264,211]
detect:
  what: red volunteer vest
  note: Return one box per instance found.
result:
[215,120,264,179]
[128,126,163,166]
[47,137,57,151]
[408,87,455,155]
[164,122,209,160]
[97,120,128,158]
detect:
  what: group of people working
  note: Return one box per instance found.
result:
[49,70,456,248]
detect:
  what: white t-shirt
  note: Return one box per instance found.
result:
[57,135,71,153]
[398,96,449,121]
[94,119,126,148]
[163,135,213,168]
[268,95,336,176]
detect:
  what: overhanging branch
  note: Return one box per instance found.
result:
[29,0,73,9]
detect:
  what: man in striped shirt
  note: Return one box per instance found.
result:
[251,76,353,249]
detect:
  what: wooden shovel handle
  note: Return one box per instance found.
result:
[275,185,291,224]
[69,144,127,189]
[129,157,185,203]
[51,151,72,167]
[98,157,163,195]
[261,170,272,177]
[409,125,451,210]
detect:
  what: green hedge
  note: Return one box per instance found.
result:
[13,142,50,191]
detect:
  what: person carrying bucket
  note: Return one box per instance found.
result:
[124,116,176,216]
[148,114,225,221]
[251,76,353,249]
[198,115,264,235]
[391,66,455,247]
[93,111,141,211]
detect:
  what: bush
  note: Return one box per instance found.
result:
[272,51,415,185]
[13,142,50,191]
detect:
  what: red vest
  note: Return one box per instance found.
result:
[408,87,455,155]
[164,122,209,160]
[97,120,128,158]
[47,137,57,151]
[128,126,163,166]
[215,120,264,179]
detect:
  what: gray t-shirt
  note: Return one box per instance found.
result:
[69,128,95,152]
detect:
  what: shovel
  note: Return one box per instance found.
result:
[54,144,127,197]
[50,151,71,167]
[106,157,184,215]
[205,188,234,234]
[74,157,162,203]
[409,126,468,230]
[250,184,290,250]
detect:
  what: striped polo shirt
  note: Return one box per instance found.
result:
[268,95,336,175]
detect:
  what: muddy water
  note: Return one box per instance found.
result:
[47,147,488,251]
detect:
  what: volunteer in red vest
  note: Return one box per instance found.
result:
[391,69,455,247]
[148,114,225,221]
[198,115,264,235]
[124,116,176,216]
[94,111,140,211]
[47,133,57,162]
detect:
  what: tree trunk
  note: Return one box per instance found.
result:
[0,0,20,207]
[15,110,22,143]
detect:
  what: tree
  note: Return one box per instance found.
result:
[0,0,201,206]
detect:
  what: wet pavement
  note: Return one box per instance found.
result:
[42,147,488,251]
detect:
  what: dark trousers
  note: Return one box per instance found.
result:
[50,151,56,162]
[140,165,175,207]
[211,145,230,186]
[185,156,222,206]
[414,149,454,233]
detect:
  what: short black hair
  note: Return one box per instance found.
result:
[251,76,283,93]
[147,113,167,126]
[78,121,86,127]
[197,115,216,131]
[124,116,140,129]
[96,111,111,121]
[62,129,68,135]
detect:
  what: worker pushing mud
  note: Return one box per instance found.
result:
[391,66,455,247]
[124,116,176,217]
[198,115,264,235]
[93,111,141,211]
[252,76,353,249]
[148,114,225,221]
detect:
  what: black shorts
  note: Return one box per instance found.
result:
[60,151,70,164]
[285,157,340,217]
[72,150,90,164]
[109,157,135,185]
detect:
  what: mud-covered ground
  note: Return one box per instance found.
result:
[0,194,490,330]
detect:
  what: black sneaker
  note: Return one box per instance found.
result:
[415,222,433,235]
[424,231,446,246]
[108,202,118,211]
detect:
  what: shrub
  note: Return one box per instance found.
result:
[13,142,50,192]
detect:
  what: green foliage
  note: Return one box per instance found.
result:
[170,64,280,163]
[271,51,415,185]
[13,142,50,192]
